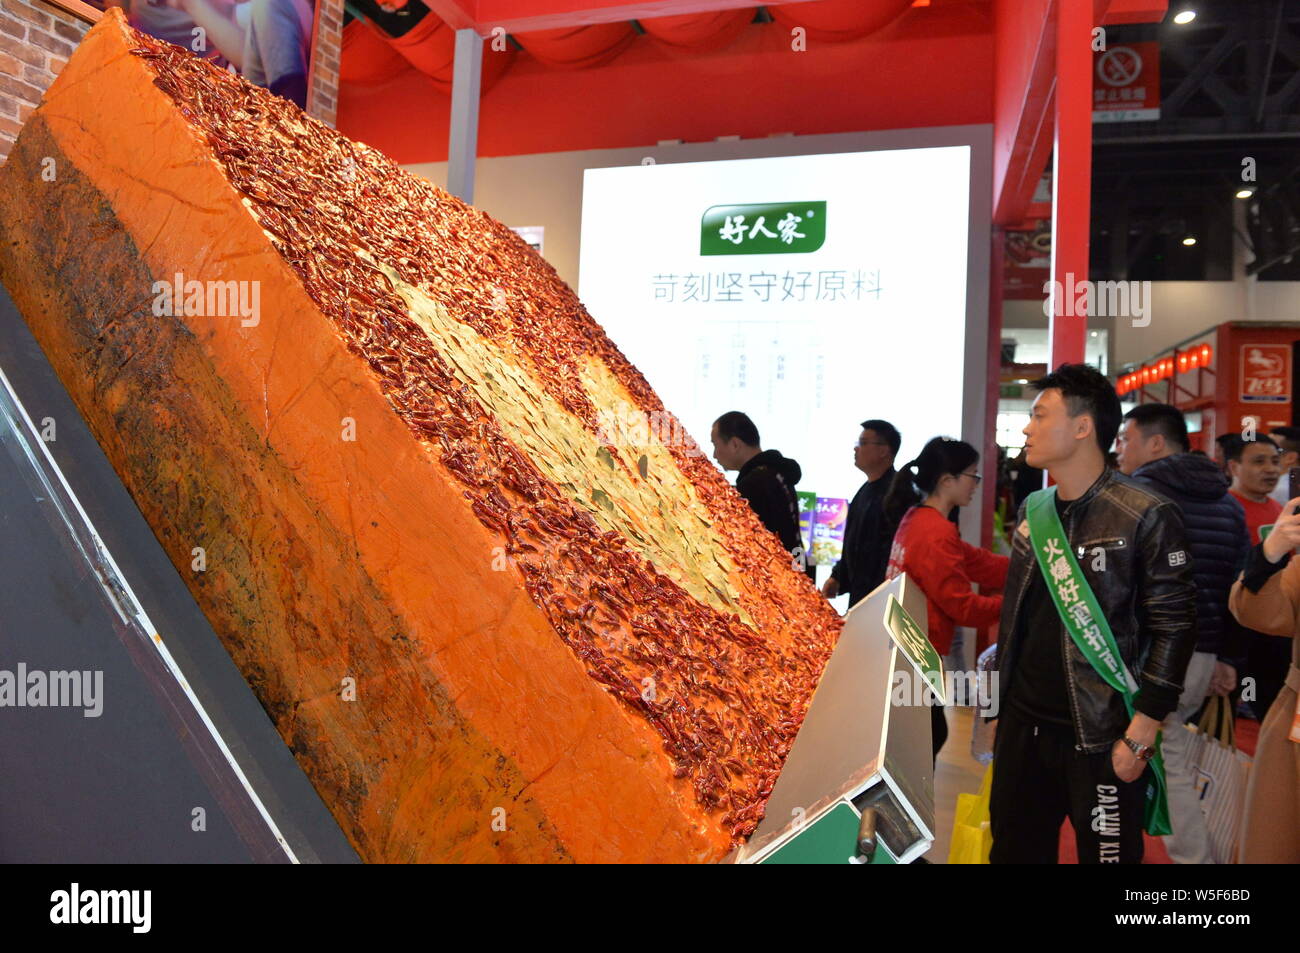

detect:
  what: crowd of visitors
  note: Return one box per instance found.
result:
[714,362,1299,864]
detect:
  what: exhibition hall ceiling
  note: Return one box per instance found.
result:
[337,0,995,162]
[418,0,917,33]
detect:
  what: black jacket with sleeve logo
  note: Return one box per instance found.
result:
[1130,453,1249,657]
[996,467,1197,753]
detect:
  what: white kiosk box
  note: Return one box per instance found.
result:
[732,573,938,864]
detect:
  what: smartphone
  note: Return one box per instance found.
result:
[1291,466,1300,503]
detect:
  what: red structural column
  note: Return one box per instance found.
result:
[984,225,1005,553]
[1048,0,1093,368]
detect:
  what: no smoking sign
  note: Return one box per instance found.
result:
[1093,41,1160,122]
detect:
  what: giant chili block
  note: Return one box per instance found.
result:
[0,9,843,862]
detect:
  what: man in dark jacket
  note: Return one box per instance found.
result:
[710,411,813,579]
[1116,403,1249,864]
[991,365,1196,864]
[822,419,900,608]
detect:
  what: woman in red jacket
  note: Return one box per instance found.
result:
[884,436,1009,760]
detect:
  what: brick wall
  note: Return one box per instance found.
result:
[0,0,344,165]
[0,0,91,164]
[307,0,342,127]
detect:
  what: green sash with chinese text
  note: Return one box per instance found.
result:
[1024,488,1171,837]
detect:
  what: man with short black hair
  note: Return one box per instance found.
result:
[1224,434,1292,719]
[1224,435,1283,544]
[1117,403,1248,863]
[822,419,900,608]
[991,365,1196,864]
[710,411,812,579]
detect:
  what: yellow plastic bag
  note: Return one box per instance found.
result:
[947,763,993,864]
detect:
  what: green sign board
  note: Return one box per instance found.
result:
[885,594,946,704]
[700,201,827,256]
[760,802,898,865]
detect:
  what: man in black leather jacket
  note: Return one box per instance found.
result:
[1117,402,1249,864]
[990,365,1196,864]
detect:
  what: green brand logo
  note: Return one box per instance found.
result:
[700,201,827,256]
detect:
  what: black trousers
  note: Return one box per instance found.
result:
[989,706,1146,864]
[1248,632,1292,720]
[931,703,948,762]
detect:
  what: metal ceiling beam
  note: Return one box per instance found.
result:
[1253,0,1285,124]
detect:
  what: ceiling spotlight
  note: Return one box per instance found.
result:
[1236,188,1254,199]
[1182,236,1198,246]
[1173,10,1196,24]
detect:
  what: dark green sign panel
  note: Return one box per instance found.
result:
[761,802,898,864]
[700,201,827,256]
[886,594,946,704]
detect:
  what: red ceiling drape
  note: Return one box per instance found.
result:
[386,12,456,78]
[513,21,638,69]
[340,18,515,93]
[339,19,408,85]
[639,10,754,51]
[767,0,915,42]
[340,2,919,88]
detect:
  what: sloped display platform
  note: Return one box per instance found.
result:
[0,9,842,862]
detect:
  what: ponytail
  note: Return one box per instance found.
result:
[884,459,923,530]
[883,437,980,528]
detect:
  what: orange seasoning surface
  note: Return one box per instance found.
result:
[0,10,843,862]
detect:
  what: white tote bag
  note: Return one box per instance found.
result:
[1188,696,1252,864]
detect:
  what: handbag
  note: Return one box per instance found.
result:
[1188,694,1251,864]
[947,764,993,864]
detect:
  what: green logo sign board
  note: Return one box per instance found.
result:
[885,594,946,704]
[760,802,897,865]
[700,201,827,256]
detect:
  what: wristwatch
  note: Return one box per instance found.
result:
[1121,735,1155,761]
